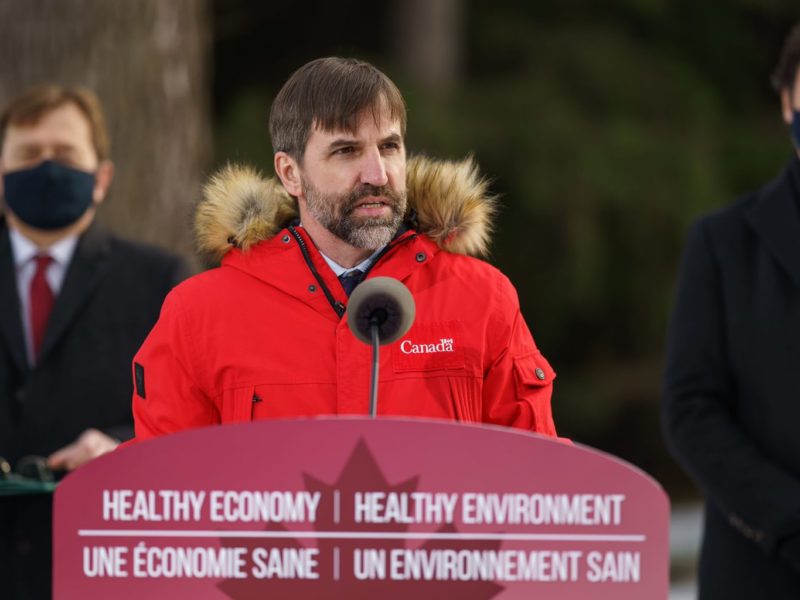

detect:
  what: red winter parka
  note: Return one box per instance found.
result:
[131,157,559,441]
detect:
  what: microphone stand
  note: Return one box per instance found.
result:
[345,278,415,419]
[369,318,381,418]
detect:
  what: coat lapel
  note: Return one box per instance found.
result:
[0,221,29,373]
[37,222,111,362]
[744,160,800,288]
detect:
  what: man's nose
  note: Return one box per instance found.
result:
[32,149,57,164]
[359,148,389,187]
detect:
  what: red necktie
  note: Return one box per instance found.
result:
[29,254,54,361]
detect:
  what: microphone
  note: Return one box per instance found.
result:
[346,277,416,417]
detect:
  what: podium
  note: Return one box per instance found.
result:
[53,418,669,599]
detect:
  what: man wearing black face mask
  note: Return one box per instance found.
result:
[0,85,190,599]
[662,24,800,599]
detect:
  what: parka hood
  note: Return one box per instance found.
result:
[196,156,498,260]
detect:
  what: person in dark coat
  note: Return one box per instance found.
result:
[0,85,190,599]
[663,24,800,599]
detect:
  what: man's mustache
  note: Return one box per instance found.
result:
[344,184,404,212]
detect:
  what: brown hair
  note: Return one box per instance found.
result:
[269,57,406,160]
[0,84,111,160]
[772,23,800,93]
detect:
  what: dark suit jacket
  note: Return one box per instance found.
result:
[663,157,800,598]
[0,218,190,600]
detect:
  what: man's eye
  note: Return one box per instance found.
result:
[381,142,400,152]
[333,146,354,155]
[17,147,41,160]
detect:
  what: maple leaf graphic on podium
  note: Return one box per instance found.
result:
[217,438,504,599]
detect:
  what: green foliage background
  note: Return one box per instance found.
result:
[212,0,797,497]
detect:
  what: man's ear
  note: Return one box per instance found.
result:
[274,152,303,197]
[93,160,114,205]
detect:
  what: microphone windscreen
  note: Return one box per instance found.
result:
[346,277,415,345]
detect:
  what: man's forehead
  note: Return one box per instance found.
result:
[6,104,91,142]
[1,106,96,163]
[312,110,403,141]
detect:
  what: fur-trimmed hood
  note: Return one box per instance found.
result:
[196,156,497,260]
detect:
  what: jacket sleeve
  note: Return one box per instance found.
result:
[662,219,800,557]
[130,286,220,442]
[480,279,560,438]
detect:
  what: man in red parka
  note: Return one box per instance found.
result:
[132,57,560,439]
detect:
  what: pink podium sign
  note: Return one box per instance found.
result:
[53,418,669,599]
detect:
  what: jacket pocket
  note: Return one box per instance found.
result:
[513,351,556,398]
[377,375,479,422]
[250,383,337,418]
[448,376,482,423]
[220,385,257,424]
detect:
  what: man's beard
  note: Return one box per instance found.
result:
[302,179,407,250]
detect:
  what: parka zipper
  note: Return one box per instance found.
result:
[287,225,417,319]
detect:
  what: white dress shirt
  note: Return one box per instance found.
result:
[8,227,79,365]
[320,248,382,278]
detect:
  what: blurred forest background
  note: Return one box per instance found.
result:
[1,0,797,503]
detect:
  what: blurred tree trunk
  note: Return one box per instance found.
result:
[389,0,465,97]
[0,0,211,261]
